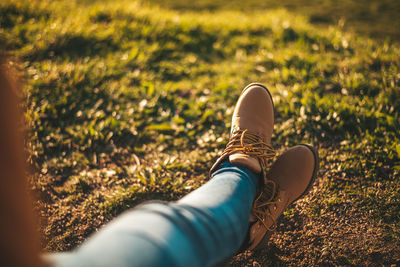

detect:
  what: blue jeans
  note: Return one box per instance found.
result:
[45,162,260,267]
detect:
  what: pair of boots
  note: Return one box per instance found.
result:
[209,83,319,251]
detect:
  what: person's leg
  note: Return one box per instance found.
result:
[45,162,260,267]
[45,83,278,267]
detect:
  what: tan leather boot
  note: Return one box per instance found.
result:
[243,144,319,250]
[209,83,275,175]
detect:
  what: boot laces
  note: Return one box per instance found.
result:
[219,128,278,231]
[252,180,280,231]
[220,129,275,169]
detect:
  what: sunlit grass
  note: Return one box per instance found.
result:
[1,0,399,264]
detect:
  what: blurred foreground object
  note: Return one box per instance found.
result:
[0,53,41,267]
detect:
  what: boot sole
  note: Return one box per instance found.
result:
[252,144,319,251]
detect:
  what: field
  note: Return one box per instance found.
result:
[1,0,400,265]
[147,0,400,42]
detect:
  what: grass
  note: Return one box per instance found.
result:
[1,0,400,265]
[146,0,400,42]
